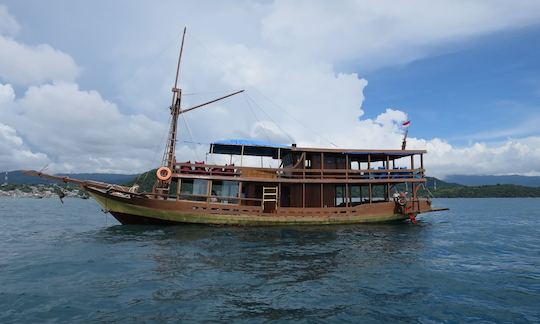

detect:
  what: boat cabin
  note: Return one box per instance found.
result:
[165,140,427,213]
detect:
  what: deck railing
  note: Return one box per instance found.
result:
[173,162,425,181]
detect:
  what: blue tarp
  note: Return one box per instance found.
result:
[346,151,415,156]
[213,139,290,149]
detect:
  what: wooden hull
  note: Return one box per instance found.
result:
[87,187,438,226]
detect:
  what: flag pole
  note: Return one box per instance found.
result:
[401,120,410,150]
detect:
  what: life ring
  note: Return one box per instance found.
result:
[156,167,172,181]
[395,195,407,206]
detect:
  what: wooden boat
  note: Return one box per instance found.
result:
[25,29,447,225]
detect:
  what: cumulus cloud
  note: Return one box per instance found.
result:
[410,137,540,178]
[261,0,540,70]
[0,5,19,36]
[1,1,540,178]
[0,7,78,85]
[0,36,79,85]
[1,82,166,173]
[0,122,49,171]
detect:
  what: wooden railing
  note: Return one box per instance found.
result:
[173,162,425,181]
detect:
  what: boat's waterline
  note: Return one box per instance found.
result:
[87,188,427,225]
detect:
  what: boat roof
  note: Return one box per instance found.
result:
[210,139,290,158]
[209,139,426,161]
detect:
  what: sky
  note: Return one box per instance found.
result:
[0,0,539,178]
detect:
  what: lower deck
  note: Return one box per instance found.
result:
[88,187,435,225]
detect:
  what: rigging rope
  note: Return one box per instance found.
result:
[135,114,172,186]
[244,92,296,144]
[186,30,337,147]
[250,88,338,147]
[243,93,272,142]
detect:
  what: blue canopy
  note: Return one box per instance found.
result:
[213,139,290,148]
[210,139,291,158]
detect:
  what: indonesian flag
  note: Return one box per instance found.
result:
[402,120,411,127]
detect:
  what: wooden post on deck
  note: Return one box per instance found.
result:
[345,154,349,208]
[368,154,372,203]
[420,154,424,177]
[207,180,212,204]
[320,152,324,207]
[278,182,281,208]
[240,145,245,166]
[238,182,243,205]
[176,179,181,201]
[386,155,391,200]
[302,183,305,208]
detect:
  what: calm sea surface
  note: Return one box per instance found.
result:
[0,198,539,323]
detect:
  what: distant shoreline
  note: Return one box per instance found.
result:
[3,170,540,199]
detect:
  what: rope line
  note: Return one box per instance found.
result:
[250,88,338,147]
[244,93,296,144]
[243,93,272,142]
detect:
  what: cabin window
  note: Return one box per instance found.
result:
[211,180,239,204]
[335,185,346,206]
[351,161,359,170]
[350,185,362,204]
[180,179,208,201]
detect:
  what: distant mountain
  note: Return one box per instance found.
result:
[4,170,540,198]
[1,170,138,185]
[445,175,540,187]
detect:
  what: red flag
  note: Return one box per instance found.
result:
[402,120,411,127]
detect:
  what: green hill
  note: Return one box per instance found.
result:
[126,169,157,192]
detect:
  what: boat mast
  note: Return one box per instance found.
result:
[161,27,187,169]
[153,27,245,197]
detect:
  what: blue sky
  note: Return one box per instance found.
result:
[1,1,540,177]
[362,25,540,145]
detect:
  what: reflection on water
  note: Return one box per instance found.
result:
[86,222,433,321]
[0,198,539,322]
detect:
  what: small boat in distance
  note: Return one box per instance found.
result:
[25,28,447,225]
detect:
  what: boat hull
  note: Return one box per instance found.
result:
[87,187,435,226]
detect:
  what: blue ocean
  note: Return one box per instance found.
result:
[0,198,539,322]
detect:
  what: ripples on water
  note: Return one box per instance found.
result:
[0,198,539,322]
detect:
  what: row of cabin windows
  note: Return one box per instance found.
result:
[303,159,395,170]
[177,179,385,207]
[302,158,365,170]
[179,179,239,203]
[285,153,413,170]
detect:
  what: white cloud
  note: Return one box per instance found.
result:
[0,82,166,173]
[0,122,49,171]
[1,1,540,178]
[0,7,78,85]
[0,36,79,85]
[410,137,540,178]
[0,83,15,104]
[0,5,19,36]
[261,0,540,70]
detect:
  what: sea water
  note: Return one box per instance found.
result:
[0,198,539,322]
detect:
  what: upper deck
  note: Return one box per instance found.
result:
[209,139,426,161]
[170,140,427,184]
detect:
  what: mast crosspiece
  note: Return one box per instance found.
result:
[155,27,244,195]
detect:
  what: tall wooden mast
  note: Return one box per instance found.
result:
[162,27,187,169]
[154,27,244,197]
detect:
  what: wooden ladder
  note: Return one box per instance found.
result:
[262,186,278,212]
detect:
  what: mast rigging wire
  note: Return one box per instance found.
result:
[185,31,337,147]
